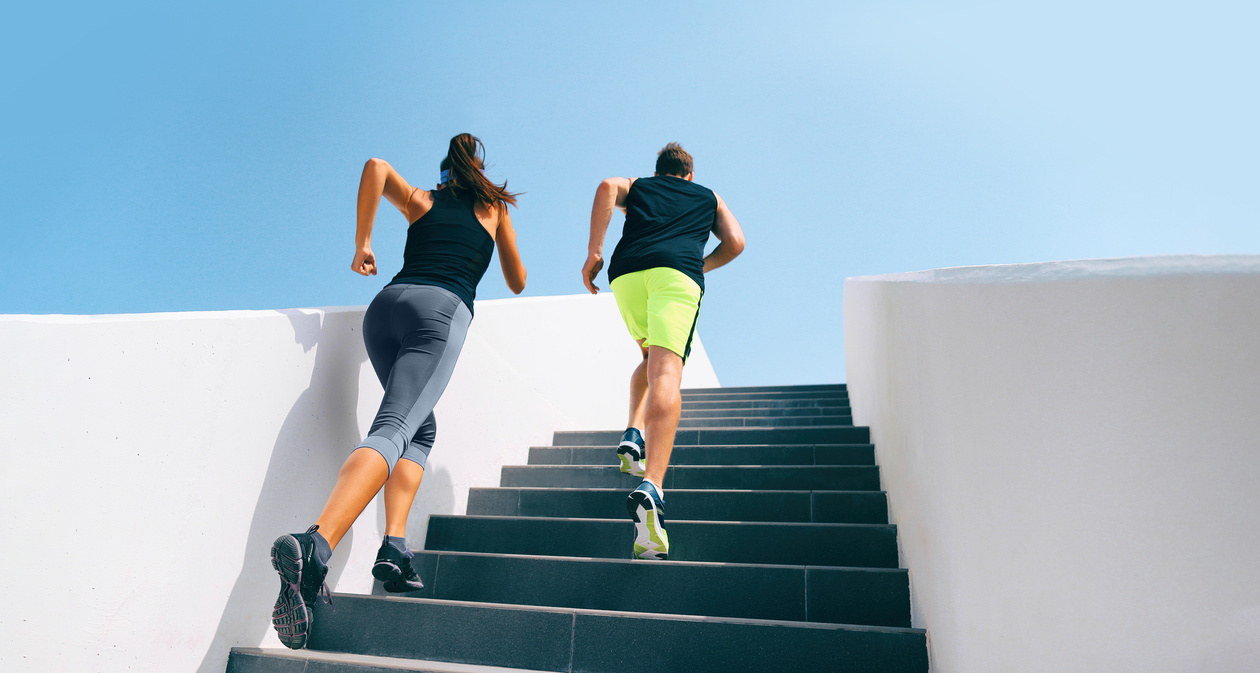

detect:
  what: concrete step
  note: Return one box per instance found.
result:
[374,550,910,628]
[680,406,850,418]
[527,444,876,466]
[499,465,881,491]
[425,515,899,567]
[227,648,550,673]
[552,426,870,446]
[677,415,853,427]
[682,384,847,394]
[468,487,888,523]
[683,398,848,410]
[681,391,849,402]
[307,595,927,673]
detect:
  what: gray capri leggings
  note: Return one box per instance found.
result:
[355,283,473,473]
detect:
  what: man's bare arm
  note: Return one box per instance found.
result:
[703,194,746,274]
[582,177,633,293]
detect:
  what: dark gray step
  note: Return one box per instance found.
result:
[681,406,850,418]
[682,383,846,394]
[425,515,899,567]
[467,488,889,524]
[677,415,853,427]
[528,444,875,466]
[227,648,548,673]
[308,595,926,673]
[374,550,910,628]
[499,465,880,491]
[683,398,848,410]
[682,391,848,402]
[552,426,870,446]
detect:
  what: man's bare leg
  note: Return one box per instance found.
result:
[627,341,650,430]
[642,345,684,487]
[627,345,684,560]
[618,341,651,476]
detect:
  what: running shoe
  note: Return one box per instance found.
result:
[269,525,332,650]
[617,427,647,477]
[626,480,669,560]
[372,539,424,592]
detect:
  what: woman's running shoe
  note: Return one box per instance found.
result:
[269,525,332,650]
[372,540,425,592]
[626,480,669,560]
[617,427,647,477]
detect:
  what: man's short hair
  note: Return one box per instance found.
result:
[655,142,694,177]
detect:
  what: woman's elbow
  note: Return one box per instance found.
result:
[510,270,527,294]
[730,235,746,256]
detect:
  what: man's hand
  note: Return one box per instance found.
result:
[582,252,604,293]
[352,247,377,276]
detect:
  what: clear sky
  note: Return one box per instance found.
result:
[2,2,1257,386]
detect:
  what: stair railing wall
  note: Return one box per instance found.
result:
[844,255,1260,673]
[0,292,719,673]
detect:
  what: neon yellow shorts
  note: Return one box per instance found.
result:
[610,267,703,362]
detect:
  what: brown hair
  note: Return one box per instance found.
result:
[439,133,520,208]
[655,142,694,177]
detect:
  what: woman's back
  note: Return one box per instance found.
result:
[391,187,495,314]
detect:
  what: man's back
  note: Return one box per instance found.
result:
[609,175,717,292]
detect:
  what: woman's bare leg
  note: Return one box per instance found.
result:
[383,458,424,538]
[314,447,390,550]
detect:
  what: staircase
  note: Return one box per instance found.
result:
[227,384,929,672]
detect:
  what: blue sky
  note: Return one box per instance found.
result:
[2,2,1256,386]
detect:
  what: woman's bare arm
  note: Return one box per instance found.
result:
[495,205,527,294]
[353,158,424,276]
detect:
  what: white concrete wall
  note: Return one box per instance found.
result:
[0,292,718,673]
[844,255,1260,673]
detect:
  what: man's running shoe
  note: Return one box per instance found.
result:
[626,480,669,560]
[269,525,332,650]
[372,539,424,592]
[617,427,647,477]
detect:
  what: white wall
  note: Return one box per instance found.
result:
[0,292,718,673]
[844,255,1260,673]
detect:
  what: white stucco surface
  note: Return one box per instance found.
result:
[844,255,1260,673]
[0,292,718,673]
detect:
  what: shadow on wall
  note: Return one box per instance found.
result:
[195,309,369,673]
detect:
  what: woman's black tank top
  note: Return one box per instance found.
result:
[389,187,495,314]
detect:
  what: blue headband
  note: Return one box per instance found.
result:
[439,168,488,186]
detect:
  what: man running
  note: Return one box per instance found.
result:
[581,142,745,560]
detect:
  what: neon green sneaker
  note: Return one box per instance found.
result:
[617,428,646,477]
[627,480,669,560]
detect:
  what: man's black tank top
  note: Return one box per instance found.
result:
[389,187,495,314]
[608,175,717,292]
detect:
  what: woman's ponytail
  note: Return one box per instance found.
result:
[439,133,519,208]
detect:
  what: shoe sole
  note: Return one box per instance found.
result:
[627,490,669,560]
[372,558,425,593]
[270,535,311,650]
[617,442,646,477]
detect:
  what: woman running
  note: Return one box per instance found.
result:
[269,133,526,649]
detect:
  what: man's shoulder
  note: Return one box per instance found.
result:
[636,175,714,195]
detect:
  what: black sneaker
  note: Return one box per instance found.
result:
[269,525,331,650]
[372,540,424,593]
[617,427,646,477]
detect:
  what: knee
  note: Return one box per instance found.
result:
[415,415,437,449]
